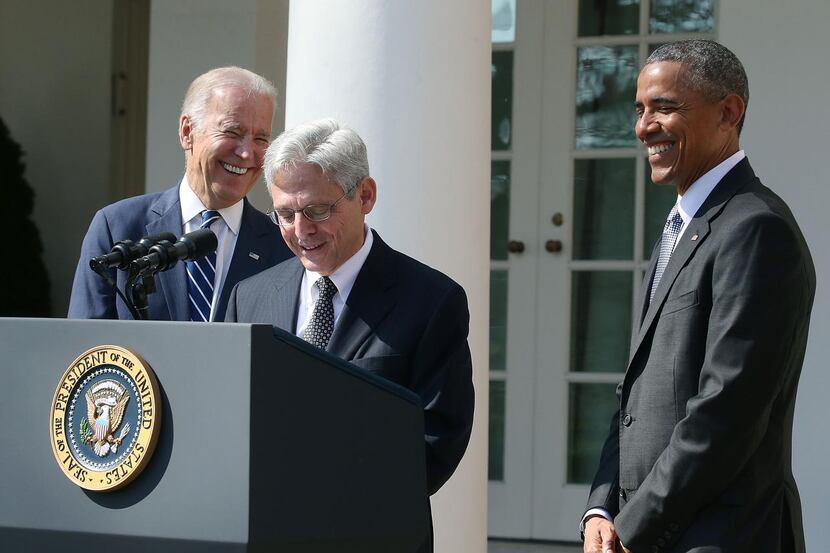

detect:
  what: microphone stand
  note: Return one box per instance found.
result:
[125,266,157,321]
[90,264,143,321]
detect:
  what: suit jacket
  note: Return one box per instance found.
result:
[68,185,293,321]
[586,158,815,553]
[225,230,475,495]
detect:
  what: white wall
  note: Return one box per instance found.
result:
[145,0,288,212]
[720,1,830,549]
[0,0,113,316]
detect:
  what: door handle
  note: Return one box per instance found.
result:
[545,239,563,253]
[507,240,525,254]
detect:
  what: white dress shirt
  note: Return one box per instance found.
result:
[295,225,374,338]
[179,178,243,321]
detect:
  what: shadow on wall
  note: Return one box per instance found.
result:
[0,116,52,316]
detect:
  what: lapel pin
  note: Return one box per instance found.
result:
[249,252,260,260]
[691,234,699,241]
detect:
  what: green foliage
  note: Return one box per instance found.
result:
[0,116,51,316]
[80,417,93,443]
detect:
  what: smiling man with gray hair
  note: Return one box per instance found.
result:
[225,118,475,552]
[69,66,293,321]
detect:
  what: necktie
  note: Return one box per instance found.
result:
[650,205,683,303]
[303,276,337,349]
[187,210,221,321]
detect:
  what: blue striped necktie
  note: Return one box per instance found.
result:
[650,205,683,303]
[187,210,221,321]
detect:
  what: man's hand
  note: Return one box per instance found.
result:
[583,516,620,553]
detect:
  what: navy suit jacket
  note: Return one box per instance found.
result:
[68,185,292,321]
[586,158,815,552]
[225,230,475,495]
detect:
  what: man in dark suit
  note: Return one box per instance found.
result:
[583,40,815,553]
[225,118,475,501]
[69,66,292,321]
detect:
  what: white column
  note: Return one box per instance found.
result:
[286,2,490,551]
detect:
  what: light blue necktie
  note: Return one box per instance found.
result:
[187,210,221,321]
[650,205,683,303]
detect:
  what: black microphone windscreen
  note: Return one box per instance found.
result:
[179,228,218,260]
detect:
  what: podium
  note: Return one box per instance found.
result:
[0,318,429,552]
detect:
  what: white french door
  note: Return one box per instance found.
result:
[487,0,716,541]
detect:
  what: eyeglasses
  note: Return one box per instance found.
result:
[267,191,350,227]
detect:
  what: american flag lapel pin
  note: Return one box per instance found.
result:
[691,233,699,241]
[249,252,260,260]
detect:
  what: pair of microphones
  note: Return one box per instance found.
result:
[89,229,217,276]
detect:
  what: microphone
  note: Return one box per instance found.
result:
[90,233,177,271]
[129,229,218,275]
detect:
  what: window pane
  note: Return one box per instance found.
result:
[573,158,635,260]
[492,0,516,43]
[489,379,506,481]
[575,46,639,149]
[568,383,618,483]
[578,0,640,37]
[643,161,678,259]
[570,271,633,373]
[491,161,511,260]
[490,270,509,373]
[492,51,513,151]
[650,0,715,34]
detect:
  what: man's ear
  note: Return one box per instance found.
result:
[720,93,745,131]
[358,177,377,215]
[179,114,193,150]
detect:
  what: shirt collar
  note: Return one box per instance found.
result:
[305,225,374,301]
[676,150,746,225]
[178,176,244,234]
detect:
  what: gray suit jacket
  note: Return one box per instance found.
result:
[68,185,292,321]
[225,230,475,495]
[586,158,815,553]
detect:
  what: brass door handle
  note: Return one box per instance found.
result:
[545,239,563,253]
[507,240,525,254]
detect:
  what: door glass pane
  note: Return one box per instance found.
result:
[575,46,639,149]
[570,271,633,373]
[491,161,511,260]
[490,270,509,372]
[492,51,513,150]
[573,158,635,260]
[568,383,618,483]
[650,0,715,34]
[489,379,506,481]
[643,163,678,259]
[492,0,516,43]
[578,0,640,37]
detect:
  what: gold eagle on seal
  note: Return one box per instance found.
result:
[84,380,131,457]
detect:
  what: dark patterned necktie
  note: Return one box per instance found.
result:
[650,205,683,303]
[187,210,221,321]
[303,276,337,348]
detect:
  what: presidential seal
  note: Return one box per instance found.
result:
[50,345,162,492]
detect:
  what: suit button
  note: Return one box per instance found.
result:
[669,522,679,531]
[657,537,666,547]
[622,414,633,426]
[664,531,672,539]
[651,546,660,553]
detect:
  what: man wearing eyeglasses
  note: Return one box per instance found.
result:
[225,119,475,541]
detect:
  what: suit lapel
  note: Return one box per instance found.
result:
[268,258,304,332]
[144,187,186,321]
[628,158,757,367]
[215,200,273,320]
[326,231,397,360]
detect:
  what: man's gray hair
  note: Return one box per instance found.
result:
[647,40,749,132]
[264,118,370,198]
[181,66,277,130]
